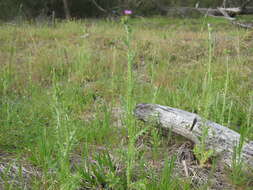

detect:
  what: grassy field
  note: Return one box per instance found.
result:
[0,16,252,189]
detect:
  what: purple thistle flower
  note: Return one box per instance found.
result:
[124,10,132,15]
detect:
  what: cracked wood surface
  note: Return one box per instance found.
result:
[134,103,253,168]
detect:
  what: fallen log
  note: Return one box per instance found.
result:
[232,21,253,29]
[151,0,253,18]
[163,7,253,17]
[134,103,253,168]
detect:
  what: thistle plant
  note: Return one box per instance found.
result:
[121,10,136,188]
[194,24,215,167]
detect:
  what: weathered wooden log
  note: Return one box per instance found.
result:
[152,1,253,18]
[164,7,253,17]
[134,103,253,168]
[197,7,240,17]
[232,21,253,29]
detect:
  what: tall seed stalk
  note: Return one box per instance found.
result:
[123,15,135,188]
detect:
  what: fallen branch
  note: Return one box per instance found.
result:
[162,7,253,17]
[152,0,253,18]
[232,21,253,29]
[134,103,253,168]
[217,7,236,20]
[182,160,189,177]
[90,0,108,13]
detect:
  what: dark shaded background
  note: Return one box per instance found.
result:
[0,0,251,20]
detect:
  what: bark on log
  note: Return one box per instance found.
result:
[134,103,253,168]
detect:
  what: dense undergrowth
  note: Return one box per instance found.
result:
[0,17,252,189]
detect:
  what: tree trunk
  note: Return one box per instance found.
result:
[134,103,253,168]
[62,0,71,19]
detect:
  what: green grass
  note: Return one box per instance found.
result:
[0,16,252,189]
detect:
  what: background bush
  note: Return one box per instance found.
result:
[0,0,245,20]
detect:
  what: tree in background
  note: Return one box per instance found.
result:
[62,0,70,19]
[0,0,252,20]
